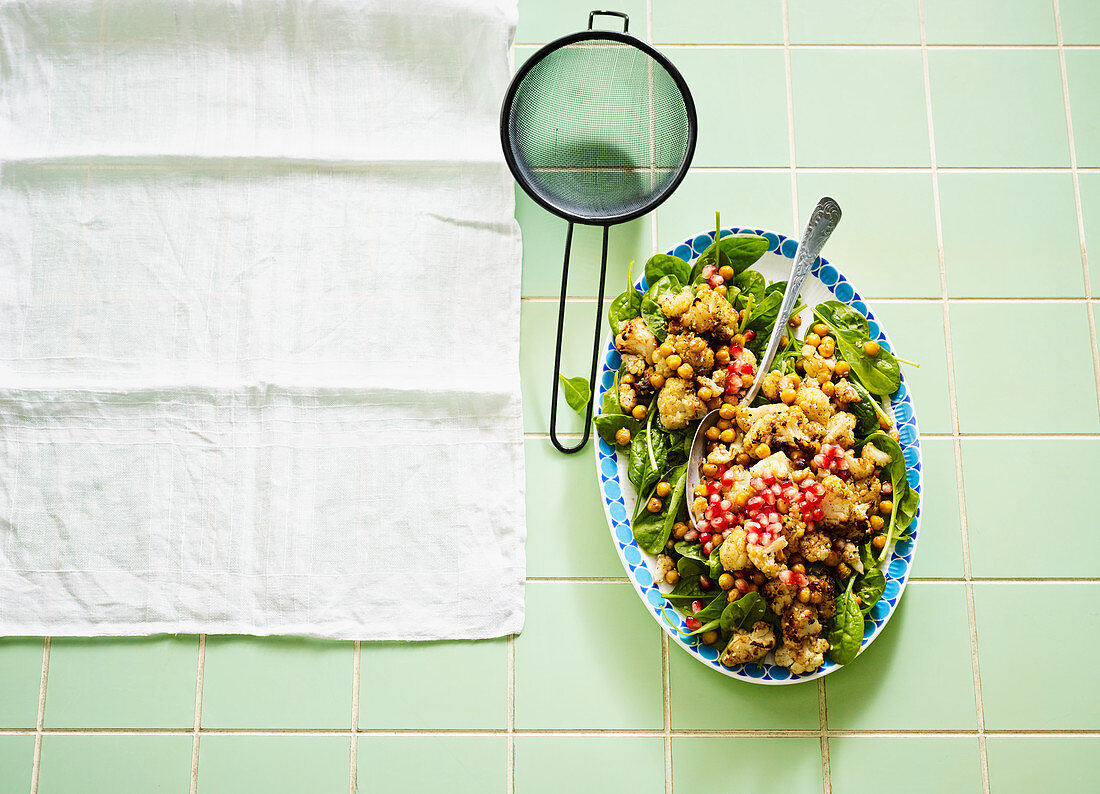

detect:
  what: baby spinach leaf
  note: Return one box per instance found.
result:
[627,423,669,495]
[732,269,766,302]
[814,300,869,336]
[631,462,687,555]
[693,593,729,624]
[644,254,691,289]
[855,567,886,615]
[859,432,918,563]
[745,289,782,336]
[608,289,642,333]
[720,592,768,633]
[593,414,640,446]
[694,233,771,277]
[674,541,707,565]
[847,378,888,438]
[640,275,680,342]
[813,302,901,396]
[558,375,590,415]
[708,545,724,580]
[601,371,623,417]
[826,579,864,665]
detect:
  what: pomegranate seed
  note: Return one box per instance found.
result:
[881,482,893,495]
[685,530,699,541]
[711,517,727,531]
[692,600,703,613]
[764,492,776,505]
[709,494,721,504]
[813,454,826,468]
[705,505,718,520]
[800,478,815,490]
[725,377,741,395]
[699,532,711,544]
[707,481,721,494]
[811,482,825,497]
[738,362,754,375]
[721,471,735,486]
[694,519,708,531]
[744,520,760,532]
[730,345,743,356]
[770,483,782,495]
[750,477,765,492]
[686,616,701,631]
[703,541,713,555]
[769,522,783,534]
[719,499,732,511]
[735,579,750,593]
[778,570,793,584]
[723,511,735,523]
[747,496,765,510]
[702,264,716,277]
[746,532,759,545]
[744,330,756,342]
[781,486,799,501]
[709,275,724,288]
[810,507,824,521]
[699,576,712,590]
[762,472,776,486]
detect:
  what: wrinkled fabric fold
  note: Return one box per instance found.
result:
[0,0,526,640]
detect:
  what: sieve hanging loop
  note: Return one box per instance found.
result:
[500,11,697,453]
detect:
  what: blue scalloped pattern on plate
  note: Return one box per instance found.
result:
[594,227,923,685]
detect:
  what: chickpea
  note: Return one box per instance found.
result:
[879,415,894,431]
[794,359,805,373]
[836,562,851,578]
[731,333,746,347]
[715,349,731,366]
[754,443,771,459]
[789,313,802,328]
[621,373,635,385]
[677,364,694,379]
[792,469,809,483]
[632,404,647,421]
[780,335,790,347]
[701,463,718,477]
[700,630,720,645]
[707,397,723,411]
[879,500,893,515]
[733,490,751,509]
[818,337,836,358]
[615,427,632,445]
[656,481,672,498]
[821,381,836,398]
[715,285,728,297]
[780,388,797,405]
[694,483,708,498]
[751,571,765,586]
[791,563,806,574]
[798,587,811,604]
[824,551,841,567]
[705,426,721,441]
[672,521,690,540]
[718,403,737,420]
[728,589,741,603]
[869,515,885,531]
[834,361,851,377]
[649,373,666,389]
[871,535,887,551]
[658,342,675,358]
[719,429,736,444]
[810,591,823,605]
[692,496,708,514]
[719,573,735,590]
[813,323,829,337]
[741,372,755,386]
[863,340,881,356]
[735,453,752,467]
[647,497,663,513]
[718,265,735,280]
[666,353,682,370]
[889,429,900,441]
[697,386,712,401]
[746,582,759,593]
[805,333,821,347]
[716,419,732,431]
[665,570,680,585]
[789,374,802,387]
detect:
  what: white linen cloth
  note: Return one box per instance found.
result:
[0,0,525,639]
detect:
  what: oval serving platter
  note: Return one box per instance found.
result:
[594,226,922,684]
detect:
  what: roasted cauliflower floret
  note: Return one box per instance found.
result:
[763,577,798,615]
[782,603,823,643]
[800,531,832,562]
[823,411,857,449]
[658,287,693,318]
[654,553,675,584]
[720,621,777,667]
[737,404,820,449]
[621,353,647,376]
[707,443,737,466]
[841,540,863,575]
[719,526,750,572]
[818,474,869,527]
[747,534,788,577]
[800,345,835,382]
[846,441,892,480]
[656,377,708,430]
[669,332,715,374]
[749,451,793,481]
[615,318,657,360]
[618,381,637,412]
[760,370,784,401]
[681,285,740,339]
[832,378,860,407]
[795,378,834,425]
[774,635,829,674]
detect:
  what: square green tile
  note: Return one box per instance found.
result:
[517,186,652,298]
[0,736,34,794]
[520,298,609,435]
[673,738,823,792]
[975,583,1100,729]
[44,636,197,728]
[949,302,1100,433]
[1080,173,1100,289]
[788,0,919,44]
[358,736,504,793]
[668,642,819,729]
[1060,0,1100,45]
[198,736,349,794]
[924,0,1055,43]
[524,439,625,578]
[796,173,940,298]
[929,50,1070,167]
[939,173,1083,297]
[358,638,506,729]
[829,737,981,793]
[652,1,783,44]
[0,638,43,728]
[792,49,929,167]
[671,49,790,167]
[201,636,351,729]
[516,0,647,43]
[962,439,1100,578]
[909,438,964,579]
[825,583,976,729]
[868,302,953,434]
[987,737,1100,792]
[515,582,662,729]
[38,735,192,794]
[657,170,795,245]
[515,736,664,794]
[1066,51,1100,167]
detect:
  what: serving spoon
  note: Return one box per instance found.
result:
[685,197,842,513]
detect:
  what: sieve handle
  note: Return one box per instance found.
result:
[549,223,610,454]
[588,10,629,32]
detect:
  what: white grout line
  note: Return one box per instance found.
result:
[1053,0,1100,417]
[506,634,516,794]
[661,632,673,794]
[189,635,206,794]
[513,41,1100,51]
[781,0,801,237]
[28,637,49,794]
[349,641,361,794]
[818,679,831,794]
[916,4,990,790]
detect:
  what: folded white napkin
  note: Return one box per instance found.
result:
[0,0,525,639]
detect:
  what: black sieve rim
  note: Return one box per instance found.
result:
[500,29,698,226]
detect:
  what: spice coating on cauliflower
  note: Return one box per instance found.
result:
[720,621,777,667]
[656,377,707,430]
[615,318,657,360]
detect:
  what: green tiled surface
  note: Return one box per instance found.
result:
[197,736,349,793]
[962,439,1100,578]
[515,736,664,794]
[357,737,505,792]
[973,583,1100,730]
[791,49,929,167]
[38,736,192,794]
[830,737,982,793]
[986,737,1100,792]
[938,173,1083,297]
[359,638,507,729]
[5,5,1099,793]
[929,50,1070,167]
[201,637,351,728]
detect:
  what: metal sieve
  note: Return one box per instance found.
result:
[501,10,697,453]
